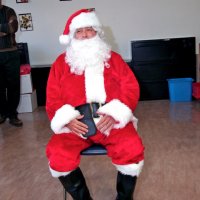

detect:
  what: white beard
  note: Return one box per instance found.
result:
[66,35,111,75]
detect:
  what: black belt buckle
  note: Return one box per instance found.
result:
[90,103,101,118]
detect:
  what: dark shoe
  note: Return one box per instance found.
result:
[59,167,93,200]
[9,117,23,127]
[0,115,7,124]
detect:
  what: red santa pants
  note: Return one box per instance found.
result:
[46,122,144,173]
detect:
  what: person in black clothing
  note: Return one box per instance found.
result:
[0,1,23,127]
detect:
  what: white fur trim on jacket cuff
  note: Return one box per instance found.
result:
[51,104,80,134]
[114,160,144,177]
[98,99,138,129]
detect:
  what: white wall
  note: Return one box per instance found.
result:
[3,0,200,65]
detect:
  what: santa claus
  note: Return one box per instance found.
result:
[46,8,144,200]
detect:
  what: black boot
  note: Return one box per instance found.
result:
[116,172,137,200]
[59,167,92,200]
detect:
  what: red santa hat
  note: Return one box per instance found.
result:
[59,8,102,45]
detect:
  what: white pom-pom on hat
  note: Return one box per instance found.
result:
[59,34,70,45]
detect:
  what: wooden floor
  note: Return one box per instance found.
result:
[0,100,200,200]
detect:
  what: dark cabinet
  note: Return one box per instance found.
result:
[130,37,196,100]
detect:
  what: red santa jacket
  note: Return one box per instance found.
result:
[46,51,140,134]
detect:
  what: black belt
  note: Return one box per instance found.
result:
[75,103,105,138]
[76,103,104,118]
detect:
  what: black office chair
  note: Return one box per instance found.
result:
[63,144,107,200]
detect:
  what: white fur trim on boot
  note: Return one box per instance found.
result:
[114,160,144,177]
[51,104,80,134]
[49,165,72,178]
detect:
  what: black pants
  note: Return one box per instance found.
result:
[0,50,20,118]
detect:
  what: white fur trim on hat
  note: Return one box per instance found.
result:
[51,104,80,134]
[69,11,101,33]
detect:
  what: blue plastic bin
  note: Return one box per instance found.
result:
[167,78,194,102]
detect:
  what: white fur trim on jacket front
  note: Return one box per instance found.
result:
[114,160,144,177]
[51,104,80,134]
[85,64,106,103]
[97,99,138,130]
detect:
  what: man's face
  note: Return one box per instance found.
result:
[74,27,97,40]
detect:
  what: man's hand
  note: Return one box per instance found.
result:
[66,115,88,137]
[96,115,115,134]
